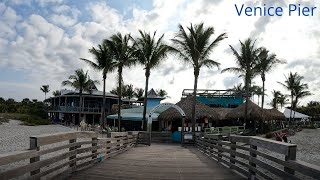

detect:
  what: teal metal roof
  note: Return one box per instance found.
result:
[106,106,170,121]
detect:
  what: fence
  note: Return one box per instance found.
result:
[196,134,320,179]
[0,131,138,180]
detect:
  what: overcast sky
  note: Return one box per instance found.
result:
[0,0,319,108]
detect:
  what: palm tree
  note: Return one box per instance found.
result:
[257,47,285,109]
[253,86,263,106]
[171,22,227,139]
[292,81,312,120]
[81,42,115,127]
[62,69,99,123]
[40,85,50,100]
[221,38,260,133]
[270,90,281,109]
[156,89,169,98]
[278,72,303,122]
[134,88,144,101]
[104,33,136,131]
[133,30,171,130]
[52,90,61,96]
[125,84,135,105]
[278,93,288,109]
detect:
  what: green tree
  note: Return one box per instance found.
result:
[133,30,171,129]
[104,33,136,131]
[52,90,61,96]
[256,47,285,109]
[171,22,226,138]
[22,98,31,104]
[40,85,50,100]
[81,42,116,127]
[278,72,303,121]
[292,81,312,119]
[62,69,99,122]
[252,85,263,106]
[156,89,168,98]
[278,93,288,109]
[270,90,281,109]
[125,84,135,104]
[0,97,5,104]
[221,38,260,134]
[134,88,144,101]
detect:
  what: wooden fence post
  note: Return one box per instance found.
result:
[217,135,223,162]
[249,144,257,179]
[284,146,296,175]
[69,138,77,168]
[230,140,236,164]
[30,137,40,176]
[92,136,98,159]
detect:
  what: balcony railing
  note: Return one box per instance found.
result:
[49,106,101,113]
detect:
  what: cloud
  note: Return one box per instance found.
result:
[0,0,319,107]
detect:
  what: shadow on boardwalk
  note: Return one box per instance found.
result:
[68,144,245,180]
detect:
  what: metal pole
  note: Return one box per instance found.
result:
[148,115,152,146]
[181,116,185,146]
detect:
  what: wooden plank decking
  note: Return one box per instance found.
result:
[68,144,245,180]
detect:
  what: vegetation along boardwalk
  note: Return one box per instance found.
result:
[68,144,245,180]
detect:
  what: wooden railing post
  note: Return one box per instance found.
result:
[230,140,236,164]
[69,138,77,168]
[284,146,296,175]
[249,144,257,179]
[217,135,223,162]
[30,137,40,176]
[92,136,98,159]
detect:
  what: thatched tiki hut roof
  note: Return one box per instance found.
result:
[158,97,220,121]
[225,100,286,121]
[225,100,265,120]
[264,108,286,121]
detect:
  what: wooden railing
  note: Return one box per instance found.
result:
[0,131,138,180]
[196,134,320,180]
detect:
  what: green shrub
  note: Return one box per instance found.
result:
[0,113,50,126]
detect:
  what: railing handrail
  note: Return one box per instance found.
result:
[196,134,320,179]
[0,131,139,180]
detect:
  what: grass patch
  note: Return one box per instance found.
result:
[0,113,50,126]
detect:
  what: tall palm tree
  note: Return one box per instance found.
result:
[278,93,288,109]
[292,81,312,119]
[171,23,227,139]
[278,72,303,122]
[104,33,136,131]
[253,86,263,106]
[133,30,171,130]
[81,43,116,127]
[221,38,260,133]
[62,69,99,123]
[40,85,50,100]
[270,90,281,109]
[257,47,285,109]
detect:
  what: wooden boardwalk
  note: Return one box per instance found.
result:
[68,144,245,180]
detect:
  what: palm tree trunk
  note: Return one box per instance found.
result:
[117,68,122,132]
[261,75,265,109]
[244,77,249,131]
[192,71,199,142]
[101,76,106,128]
[142,69,150,131]
[289,94,293,125]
